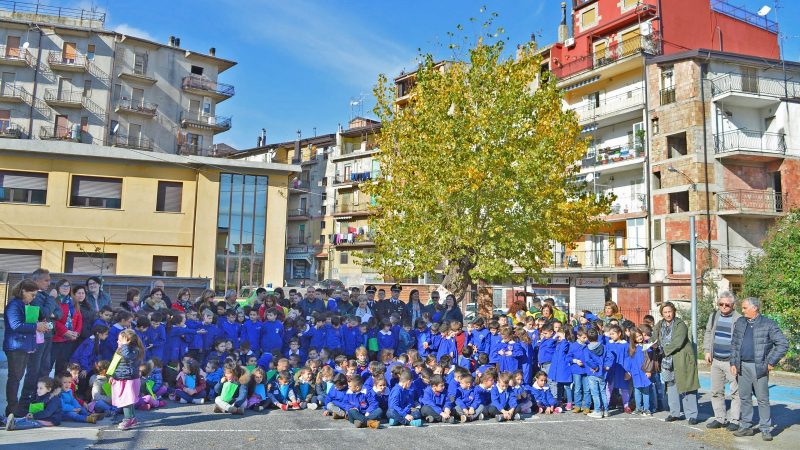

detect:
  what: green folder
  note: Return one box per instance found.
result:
[145,379,155,397]
[24,305,40,324]
[367,337,379,352]
[107,353,122,377]
[102,381,112,398]
[245,365,256,373]
[220,381,238,403]
[29,402,44,414]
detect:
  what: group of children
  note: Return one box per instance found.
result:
[4,291,665,431]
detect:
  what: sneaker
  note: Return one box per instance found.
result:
[179,399,188,404]
[513,413,521,421]
[307,403,318,410]
[477,413,484,421]
[726,422,739,432]
[117,419,133,430]
[233,407,245,415]
[706,420,724,429]
[733,428,756,437]
[410,419,423,427]
[624,406,633,414]
[573,407,583,414]
[460,415,468,423]
[129,418,138,427]
[333,411,346,420]
[553,407,562,414]
[388,418,397,426]
[6,414,16,431]
[158,401,167,408]
[367,420,380,429]
[353,420,364,428]
[168,394,176,401]
[256,406,265,412]
[425,416,435,423]
[762,431,773,441]
[280,404,288,411]
[664,415,681,422]
[588,411,604,419]
[688,418,700,425]
[496,415,504,422]
[213,405,223,413]
[643,411,653,416]
[86,414,99,424]
[446,416,455,424]
[583,408,591,415]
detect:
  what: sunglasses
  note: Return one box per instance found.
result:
[718,303,733,307]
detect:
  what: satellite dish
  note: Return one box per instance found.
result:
[22,42,29,50]
[111,122,120,134]
[757,5,771,17]
[585,173,594,182]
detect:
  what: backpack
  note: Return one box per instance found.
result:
[641,343,664,373]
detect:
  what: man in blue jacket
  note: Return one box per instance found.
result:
[21,268,62,406]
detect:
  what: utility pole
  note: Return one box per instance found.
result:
[690,215,697,352]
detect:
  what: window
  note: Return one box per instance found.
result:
[83,79,92,97]
[87,44,95,60]
[191,65,204,76]
[0,170,47,204]
[667,132,688,157]
[134,52,147,75]
[340,251,349,264]
[653,218,662,240]
[65,252,117,274]
[653,170,662,190]
[622,0,638,9]
[156,181,183,212]
[5,36,20,58]
[671,244,691,274]
[70,176,122,209]
[492,288,505,309]
[152,256,178,277]
[202,97,212,115]
[669,191,690,213]
[651,117,659,135]
[593,41,608,63]
[660,66,676,105]
[581,7,598,28]
[0,249,42,272]
[741,66,758,93]
[320,220,326,229]
[319,235,325,245]
[62,42,77,63]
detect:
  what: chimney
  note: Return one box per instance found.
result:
[558,2,569,43]
[175,37,181,47]
[169,36,175,46]
[209,47,216,56]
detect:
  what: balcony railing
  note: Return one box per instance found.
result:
[0,1,106,23]
[180,111,231,131]
[717,248,765,270]
[334,171,376,185]
[553,33,661,79]
[710,73,798,99]
[570,88,644,122]
[710,0,778,33]
[333,232,375,245]
[581,144,644,168]
[39,125,75,141]
[112,134,153,151]
[334,202,372,215]
[116,97,158,115]
[287,208,309,218]
[181,75,235,98]
[287,234,312,245]
[714,129,786,156]
[0,44,32,65]
[550,248,648,269]
[659,88,676,105]
[0,120,23,138]
[0,83,30,101]
[717,190,785,214]
[44,89,82,105]
[47,50,86,69]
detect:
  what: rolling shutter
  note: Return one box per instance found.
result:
[157,181,182,212]
[73,176,121,199]
[66,252,117,274]
[0,171,48,190]
[0,249,42,272]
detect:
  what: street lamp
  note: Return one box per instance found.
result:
[666,165,698,346]
[667,165,696,191]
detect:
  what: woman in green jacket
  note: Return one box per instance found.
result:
[655,302,700,424]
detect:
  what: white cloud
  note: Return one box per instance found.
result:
[231,0,415,88]
[113,23,158,43]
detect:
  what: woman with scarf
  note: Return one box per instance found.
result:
[655,302,700,424]
[76,285,96,342]
[171,288,194,312]
[121,288,143,314]
[51,278,83,375]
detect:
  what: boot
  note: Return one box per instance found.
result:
[367,420,380,429]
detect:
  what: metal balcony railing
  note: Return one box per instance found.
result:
[659,88,676,105]
[710,72,799,99]
[334,171,376,185]
[116,98,158,115]
[0,1,106,23]
[286,235,311,245]
[334,202,372,214]
[39,125,74,140]
[717,248,765,270]
[714,129,786,156]
[581,144,644,168]
[287,208,309,217]
[553,33,661,79]
[710,0,778,33]
[0,44,32,64]
[570,88,644,122]
[717,190,785,214]
[44,89,82,104]
[180,111,231,130]
[112,134,153,151]
[47,50,86,68]
[550,247,648,269]
[181,75,235,98]
[0,120,23,138]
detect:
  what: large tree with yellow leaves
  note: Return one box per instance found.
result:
[364,31,610,302]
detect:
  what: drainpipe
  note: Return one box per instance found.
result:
[699,62,713,258]
[27,26,44,139]
[190,169,200,276]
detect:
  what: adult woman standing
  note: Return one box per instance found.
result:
[143,288,168,312]
[75,285,95,342]
[507,298,528,325]
[602,301,624,324]
[121,288,142,313]
[3,279,49,416]
[440,294,463,325]
[540,304,556,325]
[51,278,83,375]
[195,289,216,314]
[655,302,700,424]
[405,289,429,326]
[171,288,193,312]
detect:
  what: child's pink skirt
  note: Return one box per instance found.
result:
[111,378,141,408]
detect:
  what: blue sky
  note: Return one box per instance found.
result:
[74,0,800,149]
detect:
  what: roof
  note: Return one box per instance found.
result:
[0,139,299,174]
[647,48,800,71]
[341,122,382,137]
[233,133,337,158]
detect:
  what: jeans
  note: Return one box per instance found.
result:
[634,386,651,412]
[739,362,772,432]
[4,350,29,416]
[587,376,608,413]
[9,417,43,430]
[365,407,384,421]
[664,376,698,420]
[93,400,117,413]
[650,372,664,411]
[572,374,590,409]
[346,408,378,423]
[420,405,444,422]
[175,390,205,402]
[710,357,740,425]
[64,410,90,422]
[558,382,574,404]
[326,402,345,415]
[51,340,78,376]
[386,408,420,425]
[22,339,51,402]
[484,404,519,420]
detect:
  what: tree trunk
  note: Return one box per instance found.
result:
[441,253,475,304]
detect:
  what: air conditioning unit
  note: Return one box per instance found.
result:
[564,37,575,47]
[640,22,653,36]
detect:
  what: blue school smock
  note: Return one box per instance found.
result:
[493,340,523,373]
[530,383,558,407]
[583,343,613,379]
[242,319,263,354]
[260,320,284,354]
[436,335,457,361]
[490,386,517,410]
[537,337,557,366]
[323,324,343,352]
[70,335,100,372]
[150,324,167,361]
[606,340,629,389]
[101,323,126,361]
[367,388,387,413]
[219,320,242,349]
[388,384,415,416]
[487,332,503,363]
[549,339,574,384]
[166,326,197,363]
[474,385,492,407]
[345,388,374,414]
[453,385,478,410]
[377,330,397,353]
[420,386,449,414]
[623,345,653,389]
[469,327,490,355]
[518,341,535,385]
[568,341,589,376]
[308,325,326,352]
[342,325,362,357]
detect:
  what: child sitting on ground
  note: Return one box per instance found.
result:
[5,377,62,431]
[59,374,101,423]
[212,362,248,415]
[531,371,561,414]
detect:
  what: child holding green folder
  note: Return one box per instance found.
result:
[212,363,248,415]
[5,377,61,431]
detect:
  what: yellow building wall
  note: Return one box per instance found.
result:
[264,175,289,287]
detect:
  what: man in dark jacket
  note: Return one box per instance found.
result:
[21,268,63,407]
[730,297,789,441]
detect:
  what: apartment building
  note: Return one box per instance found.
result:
[234,133,336,285]
[527,0,783,318]
[647,50,800,302]
[0,2,235,155]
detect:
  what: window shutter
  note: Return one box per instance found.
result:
[0,249,42,272]
[158,181,183,212]
[66,252,117,274]
[74,177,122,199]
[153,256,178,274]
[0,171,48,190]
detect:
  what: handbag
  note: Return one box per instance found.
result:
[642,343,664,373]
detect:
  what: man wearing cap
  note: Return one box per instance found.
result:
[365,285,378,312]
[377,284,406,324]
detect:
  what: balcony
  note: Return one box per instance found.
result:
[287,208,310,220]
[714,129,785,162]
[115,98,157,117]
[594,188,648,221]
[553,33,661,80]
[287,234,312,245]
[181,75,234,101]
[176,143,230,157]
[710,0,778,33]
[549,247,648,272]
[0,45,32,66]
[0,121,24,138]
[710,73,797,107]
[717,190,786,218]
[570,88,644,125]
[659,88,676,105]
[580,144,645,173]
[39,125,77,141]
[44,89,82,108]
[333,171,375,187]
[180,112,231,133]
[717,248,765,272]
[332,142,380,161]
[0,83,30,103]
[332,202,372,218]
[333,232,375,248]
[112,134,153,151]
[118,67,157,85]
[47,50,86,72]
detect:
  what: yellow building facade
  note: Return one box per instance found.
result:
[0,139,298,292]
